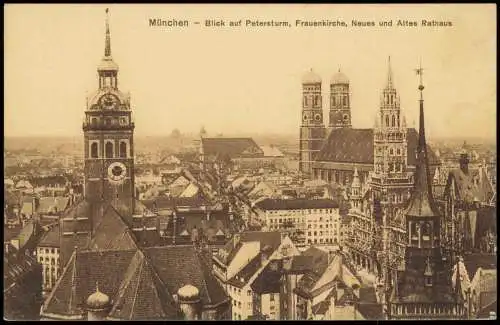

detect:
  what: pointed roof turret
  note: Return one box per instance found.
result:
[351,166,360,188]
[405,61,440,218]
[104,8,111,57]
[98,8,118,72]
[386,56,394,89]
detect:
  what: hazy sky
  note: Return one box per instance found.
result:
[4,4,496,140]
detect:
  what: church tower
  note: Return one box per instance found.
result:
[371,57,413,218]
[329,69,351,131]
[83,8,135,217]
[299,69,326,178]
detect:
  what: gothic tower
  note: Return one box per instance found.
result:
[329,69,351,131]
[83,8,135,217]
[371,57,413,218]
[299,69,326,178]
[387,65,465,320]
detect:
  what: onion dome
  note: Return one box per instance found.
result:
[177,284,200,303]
[302,68,322,84]
[331,69,349,85]
[86,284,111,310]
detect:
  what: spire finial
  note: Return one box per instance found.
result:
[415,58,424,99]
[387,56,393,88]
[104,8,111,57]
[96,280,100,293]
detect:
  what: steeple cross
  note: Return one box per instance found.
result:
[415,59,424,92]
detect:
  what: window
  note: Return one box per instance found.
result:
[392,115,396,127]
[270,293,275,302]
[343,96,347,106]
[332,96,336,106]
[105,141,114,158]
[247,290,251,296]
[385,115,389,127]
[119,141,127,158]
[91,117,98,126]
[90,142,98,158]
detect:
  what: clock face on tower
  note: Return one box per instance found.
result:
[100,93,119,110]
[107,161,127,183]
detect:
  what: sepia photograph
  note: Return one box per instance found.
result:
[4,3,496,320]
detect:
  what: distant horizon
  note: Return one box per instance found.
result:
[5,4,496,139]
[4,132,496,142]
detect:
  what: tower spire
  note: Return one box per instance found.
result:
[105,8,111,57]
[405,60,440,218]
[387,56,393,89]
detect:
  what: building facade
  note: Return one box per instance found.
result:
[254,198,341,246]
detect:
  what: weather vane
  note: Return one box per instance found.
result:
[414,59,424,92]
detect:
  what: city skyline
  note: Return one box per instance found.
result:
[5,4,496,140]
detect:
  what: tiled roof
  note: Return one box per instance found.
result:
[43,245,228,320]
[215,231,282,266]
[107,250,178,320]
[38,224,60,247]
[4,244,40,289]
[446,168,495,204]
[201,138,264,159]
[29,175,68,188]
[228,253,263,288]
[4,225,22,243]
[87,204,139,251]
[37,197,69,214]
[142,196,209,211]
[144,246,228,307]
[463,254,497,279]
[241,231,282,252]
[255,198,339,211]
[295,247,329,296]
[250,259,282,294]
[316,128,440,166]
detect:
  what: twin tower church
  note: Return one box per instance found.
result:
[299,60,440,204]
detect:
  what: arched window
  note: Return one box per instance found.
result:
[343,96,347,106]
[105,141,114,158]
[385,115,390,127]
[90,142,98,158]
[120,141,127,158]
[332,96,336,106]
[91,118,98,126]
[390,148,394,155]
[105,118,111,126]
[392,115,396,127]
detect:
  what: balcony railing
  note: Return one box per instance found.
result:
[82,122,135,131]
